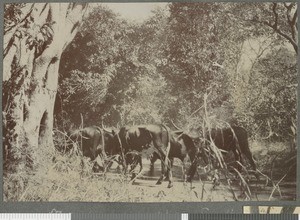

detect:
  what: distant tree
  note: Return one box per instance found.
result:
[249,47,296,140]
[226,2,297,139]
[57,6,174,127]
[158,3,234,128]
[57,5,138,127]
[117,7,173,125]
[236,3,297,53]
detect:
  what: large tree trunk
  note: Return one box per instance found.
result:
[3,3,88,171]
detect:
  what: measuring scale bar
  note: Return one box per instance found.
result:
[0,214,71,220]
[0,213,299,220]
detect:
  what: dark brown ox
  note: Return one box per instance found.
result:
[68,126,106,160]
[149,131,201,183]
[206,126,257,171]
[112,125,201,187]
[68,126,113,172]
[109,124,175,187]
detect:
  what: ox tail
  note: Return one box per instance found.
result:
[161,124,171,170]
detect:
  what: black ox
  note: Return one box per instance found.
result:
[68,126,144,174]
[205,126,257,172]
[68,126,106,160]
[68,126,117,172]
[108,124,172,187]
[109,125,199,187]
[149,131,200,183]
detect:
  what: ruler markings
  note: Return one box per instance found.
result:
[0,214,71,220]
[72,213,180,220]
[0,213,299,220]
[181,213,188,220]
[189,214,299,220]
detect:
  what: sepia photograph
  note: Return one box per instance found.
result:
[3,2,297,202]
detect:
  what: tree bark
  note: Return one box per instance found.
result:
[3,3,88,171]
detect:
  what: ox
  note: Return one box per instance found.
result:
[68,126,117,172]
[68,126,105,160]
[149,131,203,183]
[68,126,140,174]
[206,126,257,172]
[111,125,200,187]
[108,124,176,187]
[99,127,144,177]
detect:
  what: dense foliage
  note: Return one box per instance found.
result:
[57,3,297,143]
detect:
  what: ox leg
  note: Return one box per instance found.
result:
[129,164,137,180]
[156,159,165,185]
[121,155,128,175]
[130,156,143,184]
[233,149,243,172]
[105,160,114,171]
[164,158,173,181]
[243,149,257,171]
[160,157,173,188]
[186,150,197,182]
[167,167,173,188]
[250,157,260,180]
[248,156,257,171]
[242,148,259,180]
[153,145,167,185]
[153,139,171,187]
[138,156,143,175]
[182,158,187,183]
[187,162,198,183]
[182,166,186,183]
[149,152,159,176]
[149,162,155,175]
[129,155,139,180]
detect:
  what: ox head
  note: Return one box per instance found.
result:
[173,130,209,168]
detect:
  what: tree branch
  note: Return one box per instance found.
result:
[4,3,35,35]
[262,20,298,54]
[283,2,295,11]
[292,9,297,27]
[284,3,297,42]
[274,28,298,53]
[272,3,279,30]
[248,10,298,54]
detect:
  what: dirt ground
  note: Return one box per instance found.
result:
[98,157,296,202]
[9,141,295,202]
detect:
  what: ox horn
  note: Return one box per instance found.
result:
[102,127,113,134]
[100,120,113,134]
[170,119,183,131]
[174,132,183,141]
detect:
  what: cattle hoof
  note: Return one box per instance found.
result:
[167,183,173,188]
[149,170,154,176]
[130,180,136,184]
[131,173,137,180]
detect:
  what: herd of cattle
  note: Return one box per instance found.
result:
[67,124,257,188]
